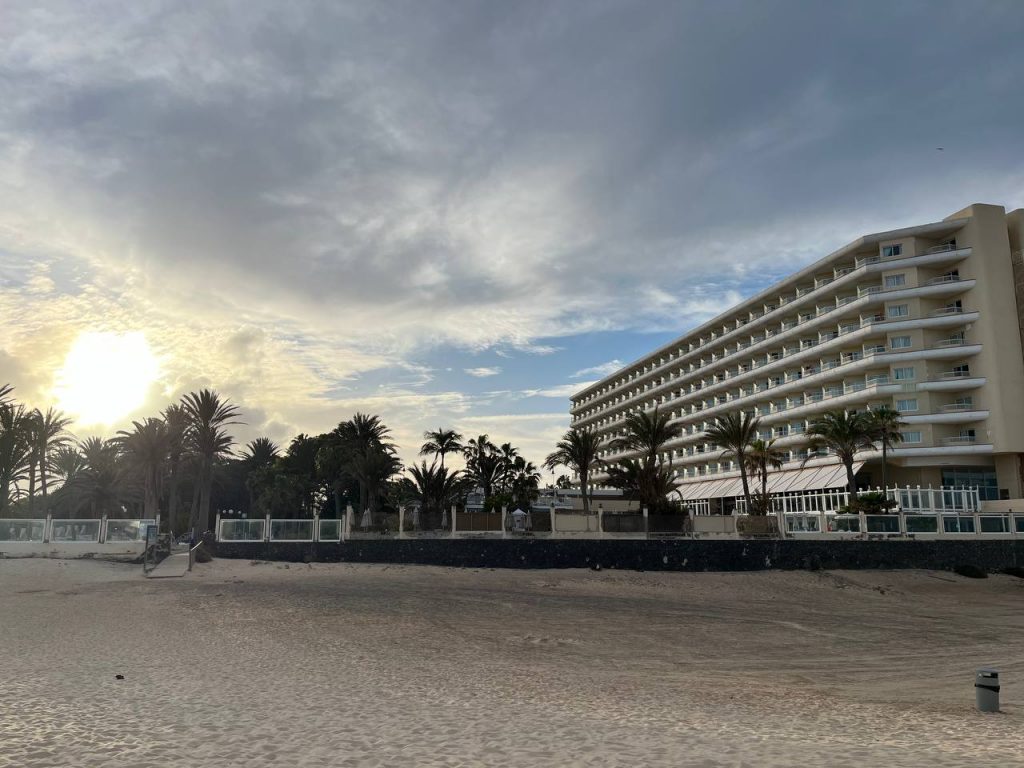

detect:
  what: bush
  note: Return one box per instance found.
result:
[851,491,898,515]
[1000,566,1024,579]
[953,564,987,579]
[194,544,213,563]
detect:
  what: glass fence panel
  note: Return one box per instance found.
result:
[317,518,342,541]
[979,515,1009,534]
[219,519,266,541]
[833,515,860,532]
[50,519,101,542]
[1016,516,1024,534]
[270,519,314,541]
[785,515,819,533]
[904,516,938,534]
[865,515,900,533]
[943,516,975,533]
[105,519,155,542]
[0,519,46,542]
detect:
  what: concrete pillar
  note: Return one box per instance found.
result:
[501,505,507,538]
[550,502,556,534]
[100,515,108,544]
[597,503,604,538]
[313,514,320,542]
[44,514,52,544]
[398,506,405,539]
[215,513,221,542]
[265,514,271,542]
[451,504,457,536]
[642,506,649,537]
[344,504,353,541]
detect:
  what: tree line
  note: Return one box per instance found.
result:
[0,383,550,532]
[544,405,905,515]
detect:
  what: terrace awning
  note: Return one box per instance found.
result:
[675,462,863,501]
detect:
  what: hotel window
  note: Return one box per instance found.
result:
[895,398,919,412]
[901,431,922,444]
[889,335,912,349]
[887,304,909,318]
[894,367,915,381]
[882,244,903,258]
[884,273,906,289]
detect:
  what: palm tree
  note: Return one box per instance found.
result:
[419,428,463,469]
[71,437,135,518]
[544,428,603,514]
[867,406,904,489]
[114,418,170,521]
[509,456,541,511]
[0,402,32,514]
[241,437,281,468]
[181,390,240,535]
[804,410,875,500]
[744,438,786,497]
[0,383,13,407]
[605,458,678,509]
[609,407,682,511]
[704,411,760,513]
[28,407,73,514]
[404,461,469,527]
[463,434,501,509]
[162,405,189,533]
[51,445,86,487]
[330,413,395,520]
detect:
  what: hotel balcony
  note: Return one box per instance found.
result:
[571,245,972,414]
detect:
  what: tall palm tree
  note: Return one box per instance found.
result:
[181,390,240,535]
[743,438,786,497]
[867,406,904,489]
[463,434,501,508]
[419,428,463,469]
[544,428,603,514]
[162,404,189,532]
[330,413,395,519]
[0,402,32,515]
[609,407,682,511]
[704,411,760,513]
[804,410,875,500]
[0,383,13,407]
[114,418,170,521]
[28,407,73,514]
[611,407,681,466]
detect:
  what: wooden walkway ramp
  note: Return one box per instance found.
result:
[145,552,190,578]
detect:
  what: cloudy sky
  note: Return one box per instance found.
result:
[2,1,1022,472]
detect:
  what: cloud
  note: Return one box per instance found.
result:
[0,1,1022,467]
[464,367,502,378]
[572,360,624,379]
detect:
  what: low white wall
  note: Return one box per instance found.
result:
[0,541,146,559]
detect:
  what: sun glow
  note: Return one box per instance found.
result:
[54,331,160,426]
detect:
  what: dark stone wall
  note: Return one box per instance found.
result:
[212,538,1024,572]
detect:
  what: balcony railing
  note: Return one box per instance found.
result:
[940,370,972,379]
[941,402,974,412]
[931,306,965,317]
[925,243,960,254]
[926,274,963,285]
[934,337,966,347]
[942,435,977,445]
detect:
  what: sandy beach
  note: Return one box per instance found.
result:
[1,559,1021,767]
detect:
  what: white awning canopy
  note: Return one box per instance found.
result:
[675,462,863,501]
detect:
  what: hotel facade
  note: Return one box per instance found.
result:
[570,203,1024,512]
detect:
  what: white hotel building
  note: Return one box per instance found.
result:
[570,203,1024,512]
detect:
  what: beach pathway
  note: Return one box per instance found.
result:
[145,552,190,578]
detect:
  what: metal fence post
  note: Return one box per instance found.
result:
[397,506,404,539]
[265,514,271,542]
[100,515,108,544]
[344,505,352,541]
[643,506,649,537]
[215,513,221,542]
[451,504,457,536]
[44,514,52,543]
